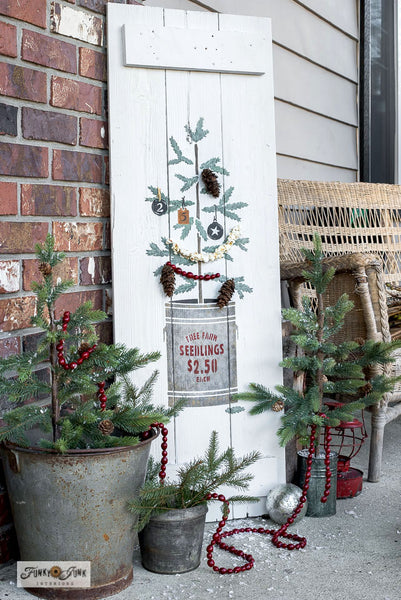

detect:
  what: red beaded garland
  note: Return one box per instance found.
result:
[165,262,220,281]
[57,311,97,373]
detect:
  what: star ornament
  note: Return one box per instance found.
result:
[208,222,223,240]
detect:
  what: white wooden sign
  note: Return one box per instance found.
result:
[107,4,285,519]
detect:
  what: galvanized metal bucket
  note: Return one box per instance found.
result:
[138,503,208,574]
[297,450,338,517]
[1,437,154,599]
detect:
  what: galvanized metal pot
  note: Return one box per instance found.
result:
[297,450,338,517]
[1,437,154,600]
[138,503,208,574]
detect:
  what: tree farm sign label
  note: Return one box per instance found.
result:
[107,5,285,518]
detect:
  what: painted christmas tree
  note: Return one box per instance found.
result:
[146,118,252,303]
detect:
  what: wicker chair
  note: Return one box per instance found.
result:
[277,179,401,482]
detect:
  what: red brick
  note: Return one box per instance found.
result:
[0,336,20,358]
[104,221,110,250]
[0,0,46,29]
[54,289,102,318]
[80,118,107,149]
[53,221,104,252]
[104,155,109,185]
[0,63,47,103]
[79,187,109,217]
[79,47,106,82]
[22,30,76,74]
[95,319,112,345]
[52,149,102,183]
[0,296,36,332]
[51,76,102,115]
[0,142,48,177]
[77,0,105,14]
[0,222,48,254]
[80,255,111,285]
[22,107,77,145]
[23,257,79,291]
[0,22,17,58]
[21,184,77,217]
[0,182,17,215]
[0,261,19,293]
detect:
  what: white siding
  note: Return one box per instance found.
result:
[144,0,359,182]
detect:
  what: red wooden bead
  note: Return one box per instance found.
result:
[166,261,171,267]
[218,494,226,502]
[161,457,168,465]
[204,274,211,281]
[161,442,168,450]
[194,275,200,280]
[162,450,168,457]
[69,362,77,370]
[187,272,194,278]
[213,566,219,572]
[181,271,187,277]
[81,351,90,360]
[162,436,168,442]
[56,342,64,351]
[219,568,227,575]
[227,569,234,575]
[161,427,168,436]
[159,471,166,479]
[206,544,214,552]
[207,559,215,567]
[300,495,307,503]
[58,358,66,366]
[63,364,69,370]
[99,394,107,402]
[176,268,183,275]
[199,275,205,280]
[77,358,83,365]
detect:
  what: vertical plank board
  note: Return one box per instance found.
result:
[218,12,284,516]
[108,5,285,521]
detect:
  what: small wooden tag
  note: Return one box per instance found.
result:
[178,208,190,224]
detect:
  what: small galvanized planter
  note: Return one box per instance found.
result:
[297,450,338,517]
[1,436,154,600]
[139,504,208,574]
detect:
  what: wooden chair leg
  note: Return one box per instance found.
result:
[367,403,386,482]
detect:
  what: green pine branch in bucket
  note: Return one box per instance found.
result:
[236,233,401,449]
[0,234,184,452]
[129,430,260,531]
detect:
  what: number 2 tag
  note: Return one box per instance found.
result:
[178,208,190,224]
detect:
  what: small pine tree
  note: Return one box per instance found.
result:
[0,235,182,452]
[129,431,260,531]
[237,234,401,450]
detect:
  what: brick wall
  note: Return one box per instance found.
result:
[0,0,144,561]
[0,0,145,373]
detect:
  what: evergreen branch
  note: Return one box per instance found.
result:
[195,218,208,241]
[168,136,193,165]
[173,217,194,240]
[146,242,170,258]
[185,118,209,143]
[174,279,197,295]
[234,237,250,252]
[200,157,229,175]
[175,174,199,192]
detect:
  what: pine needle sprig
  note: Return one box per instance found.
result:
[129,431,260,531]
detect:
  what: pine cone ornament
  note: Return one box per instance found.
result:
[160,263,175,297]
[78,342,91,354]
[201,168,220,198]
[39,262,52,276]
[271,400,284,412]
[217,279,235,309]
[98,419,114,436]
[359,382,373,396]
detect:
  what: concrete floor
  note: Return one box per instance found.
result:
[1,413,400,600]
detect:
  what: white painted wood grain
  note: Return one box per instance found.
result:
[124,23,267,74]
[276,155,357,183]
[275,100,358,170]
[108,4,285,520]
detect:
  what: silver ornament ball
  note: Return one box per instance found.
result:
[265,483,307,524]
